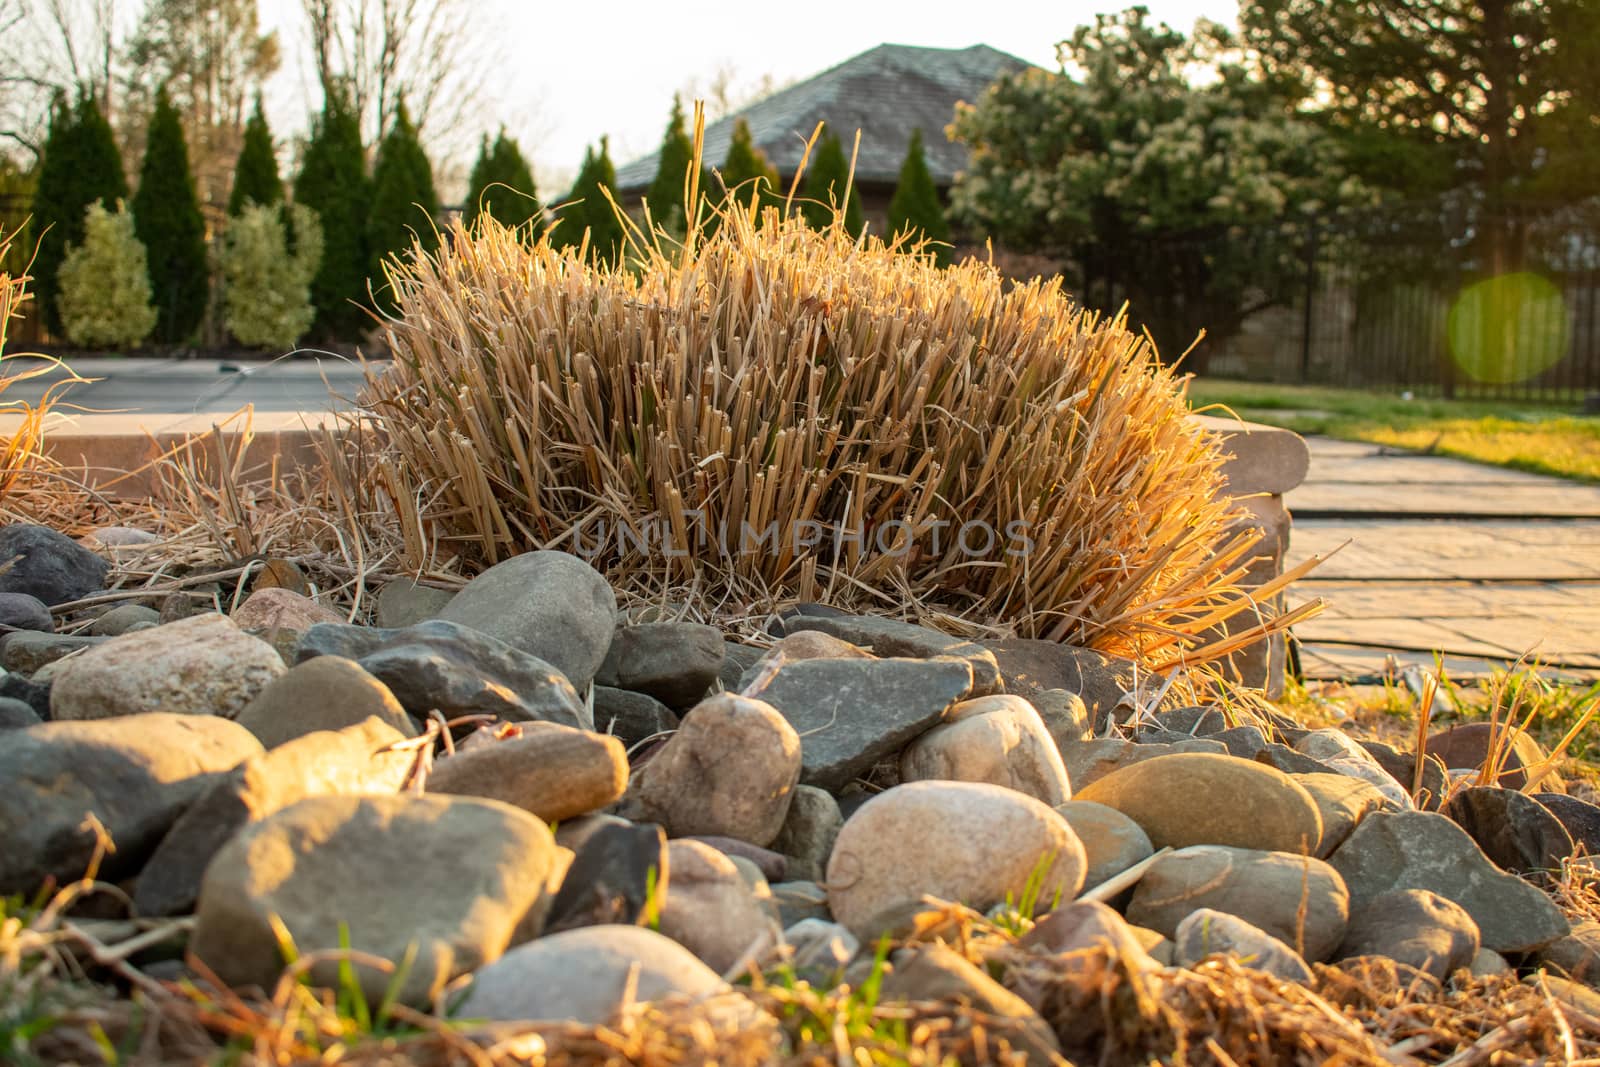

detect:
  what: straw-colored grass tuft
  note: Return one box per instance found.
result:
[349,141,1284,664]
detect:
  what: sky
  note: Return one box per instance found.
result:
[257,0,1237,195]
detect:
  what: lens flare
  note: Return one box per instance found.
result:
[1447,272,1569,385]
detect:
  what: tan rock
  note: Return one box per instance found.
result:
[232,588,344,633]
[427,723,628,823]
[1295,772,1392,857]
[658,840,780,973]
[900,695,1071,806]
[1053,800,1154,890]
[234,656,416,749]
[1076,752,1322,854]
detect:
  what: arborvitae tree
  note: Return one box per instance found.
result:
[132,89,209,343]
[31,93,129,336]
[223,201,323,349]
[294,88,370,338]
[887,129,952,266]
[551,138,624,265]
[799,128,864,236]
[644,95,710,233]
[59,202,157,348]
[366,100,439,310]
[718,117,781,222]
[464,131,543,236]
[229,96,284,215]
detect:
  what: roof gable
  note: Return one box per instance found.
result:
[613,43,1034,195]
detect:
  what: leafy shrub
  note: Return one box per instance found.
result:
[58,202,156,348]
[355,200,1262,663]
[222,202,323,349]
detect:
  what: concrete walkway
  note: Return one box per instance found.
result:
[1286,438,1600,681]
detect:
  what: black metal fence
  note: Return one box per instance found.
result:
[1067,202,1600,403]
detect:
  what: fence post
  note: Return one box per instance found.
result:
[1299,214,1320,383]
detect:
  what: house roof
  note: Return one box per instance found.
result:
[613,43,1033,196]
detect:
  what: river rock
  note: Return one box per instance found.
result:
[234,656,416,749]
[689,836,788,883]
[595,622,724,707]
[374,580,455,628]
[134,718,412,916]
[626,693,800,846]
[1536,921,1600,988]
[1143,706,1229,737]
[1444,786,1575,877]
[900,695,1071,805]
[1018,899,1162,976]
[1,632,103,674]
[454,925,732,1024]
[80,526,158,549]
[191,793,563,1005]
[1256,743,1337,777]
[0,671,50,719]
[0,713,262,894]
[1295,729,1412,807]
[982,639,1138,729]
[89,604,160,636]
[1126,846,1349,962]
[1175,908,1313,982]
[1328,809,1569,953]
[427,722,628,823]
[0,591,52,633]
[296,619,590,730]
[1536,793,1600,857]
[1335,889,1480,982]
[1032,689,1092,752]
[769,785,843,883]
[437,551,616,691]
[0,523,108,606]
[773,880,831,927]
[1295,772,1393,858]
[545,821,669,933]
[1062,738,1231,791]
[1423,722,1562,792]
[743,657,972,790]
[0,695,40,728]
[1076,753,1322,854]
[881,944,1061,1067]
[785,918,860,977]
[827,781,1086,940]
[781,615,1002,697]
[658,839,780,973]
[1358,740,1449,810]
[592,686,679,747]
[49,614,284,721]
[232,588,344,633]
[1053,800,1154,890]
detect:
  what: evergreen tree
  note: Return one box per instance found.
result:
[799,128,864,236]
[294,88,370,338]
[133,88,209,343]
[644,95,710,233]
[718,117,781,222]
[229,96,284,215]
[887,129,951,267]
[551,138,624,265]
[30,93,129,336]
[464,131,543,236]
[366,100,439,310]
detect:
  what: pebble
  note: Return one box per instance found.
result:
[297,619,591,730]
[658,839,781,973]
[232,587,344,632]
[0,523,109,605]
[1075,752,1323,854]
[773,880,831,928]
[134,718,412,916]
[191,793,564,1007]
[785,918,860,977]
[689,836,789,883]
[1328,809,1569,953]
[1175,908,1313,982]
[0,695,41,728]
[234,656,417,748]
[626,693,800,846]
[437,550,618,691]
[826,780,1086,941]
[900,694,1072,805]
[1031,688,1092,752]
[0,591,52,633]
[374,579,455,628]
[1053,800,1155,891]
[0,671,50,719]
[0,713,262,894]
[454,925,735,1025]
[744,656,972,791]
[50,614,285,721]
[1126,845,1350,962]
[769,785,843,884]
[780,614,1002,696]
[0,632,104,674]
[427,722,628,823]
[79,526,158,549]
[1444,786,1575,877]
[88,603,160,636]
[594,622,724,707]
[545,821,669,933]
[1336,889,1481,982]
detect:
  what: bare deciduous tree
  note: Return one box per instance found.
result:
[0,0,120,160]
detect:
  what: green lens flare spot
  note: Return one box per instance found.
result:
[1447,272,1569,385]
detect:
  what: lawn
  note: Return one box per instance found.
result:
[1188,380,1600,483]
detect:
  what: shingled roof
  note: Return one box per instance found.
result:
[613,43,1033,196]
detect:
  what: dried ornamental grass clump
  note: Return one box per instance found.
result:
[355,177,1276,664]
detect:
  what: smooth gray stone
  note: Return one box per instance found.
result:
[0,524,108,606]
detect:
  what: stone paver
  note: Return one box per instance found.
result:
[1285,438,1599,680]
